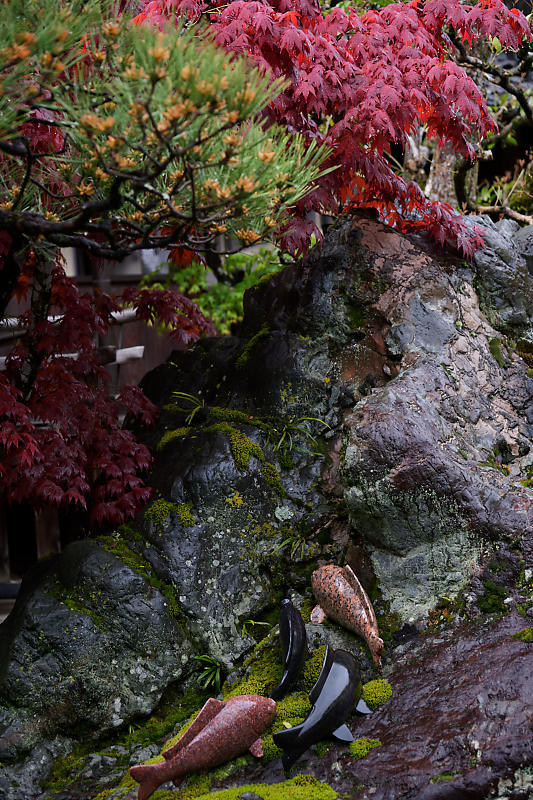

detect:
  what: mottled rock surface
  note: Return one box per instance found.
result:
[0,212,532,798]
[340,217,532,619]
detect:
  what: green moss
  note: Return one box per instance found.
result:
[187,775,337,800]
[235,323,270,370]
[157,427,191,451]
[299,598,315,624]
[167,773,212,799]
[211,756,251,781]
[41,746,89,793]
[373,603,401,647]
[276,692,312,719]
[278,450,294,470]
[98,537,185,623]
[227,426,264,472]
[512,626,533,642]
[224,647,282,700]
[209,407,271,436]
[144,498,180,530]
[361,679,392,711]
[316,741,333,758]
[156,409,289,497]
[349,737,382,760]
[48,578,106,630]
[222,636,313,763]
[99,537,151,578]
[430,771,461,783]
[209,422,285,496]
[489,337,506,367]
[301,646,327,692]
[177,503,195,527]
[346,299,367,330]
[478,580,509,614]
[261,460,287,497]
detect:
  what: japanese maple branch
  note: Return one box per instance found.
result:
[17,246,57,402]
[451,34,533,123]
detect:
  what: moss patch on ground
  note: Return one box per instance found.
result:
[512,626,533,643]
[361,679,392,710]
[221,633,313,763]
[301,645,326,692]
[478,580,509,615]
[224,637,282,700]
[349,737,382,760]
[182,775,337,800]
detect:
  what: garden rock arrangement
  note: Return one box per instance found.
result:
[0,213,532,799]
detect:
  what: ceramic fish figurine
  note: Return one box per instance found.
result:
[273,646,360,769]
[130,694,277,800]
[270,598,307,700]
[311,564,384,670]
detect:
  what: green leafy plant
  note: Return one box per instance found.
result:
[151,247,284,334]
[193,655,223,693]
[272,534,308,560]
[241,619,271,637]
[268,416,330,457]
[478,447,511,476]
[169,392,207,425]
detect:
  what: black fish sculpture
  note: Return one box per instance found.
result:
[270,598,307,701]
[273,646,361,769]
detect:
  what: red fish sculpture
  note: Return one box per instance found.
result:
[129,694,276,800]
[311,564,384,670]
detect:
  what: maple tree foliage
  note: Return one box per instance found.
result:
[0,0,328,528]
[137,0,531,255]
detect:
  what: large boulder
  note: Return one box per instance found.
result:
[340,218,533,619]
[0,212,532,798]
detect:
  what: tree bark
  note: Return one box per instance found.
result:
[425,142,459,209]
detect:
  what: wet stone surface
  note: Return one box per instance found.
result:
[0,212,532,798]
[202,613,533,800]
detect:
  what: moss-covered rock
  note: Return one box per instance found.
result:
[511,626,533,643]
[361,679,393,711]
[349,737,382,760]
[301,646,327,692]
[187,775,338,800]
[479,581,509,615]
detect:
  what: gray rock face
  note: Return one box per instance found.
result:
[340,218,532,619]
[467,216,533,335]
[0,540,195,770]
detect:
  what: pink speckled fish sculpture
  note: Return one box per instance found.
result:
[311,564,384,670]
[129,694,276,800]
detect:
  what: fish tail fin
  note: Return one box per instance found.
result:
[129,764,160,800]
